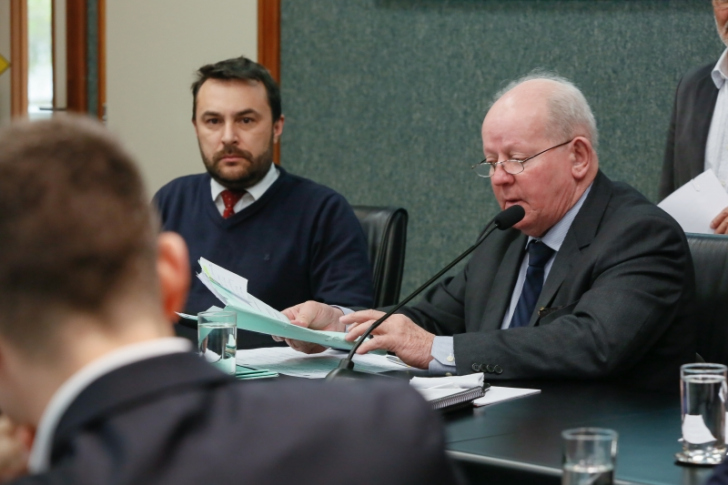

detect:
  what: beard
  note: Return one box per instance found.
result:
[201,137,274,191]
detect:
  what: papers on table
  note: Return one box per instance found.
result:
[236,347,405,378]
[237,346,540,408]
[409,375,539,408]
[473,386,540,407]
[410,374,484,402]
[195,258,356,351]
[235,365,278,380]
[658,169,728,234]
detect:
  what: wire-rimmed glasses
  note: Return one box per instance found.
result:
[472,139,574,178]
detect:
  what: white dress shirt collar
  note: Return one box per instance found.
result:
[531,183,593,252]
[711,48,728,89]
[28,337,192,474]
[210,163,280,216]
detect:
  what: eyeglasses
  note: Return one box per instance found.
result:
[472,139,574,178]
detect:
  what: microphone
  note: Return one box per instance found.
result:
[326,205,525,381]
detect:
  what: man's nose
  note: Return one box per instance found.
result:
[489,162,514,185]
[221,121,237,145]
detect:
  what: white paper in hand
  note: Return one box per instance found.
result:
[198,257,249,302]
[658,169,728,234]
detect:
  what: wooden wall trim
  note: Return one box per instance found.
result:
[10,0,28,118]
[258,0,281,164]
[258,0,280,83]
[66,0,87,113]
[97,0,105,120]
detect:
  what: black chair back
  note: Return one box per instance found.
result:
[686,233,728,365]
[352,206,408,307]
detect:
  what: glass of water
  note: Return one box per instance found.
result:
[198,310,237,375]
[676,363,727,465]
[562,428,617,485]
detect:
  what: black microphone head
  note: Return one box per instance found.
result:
[494,205,525,230]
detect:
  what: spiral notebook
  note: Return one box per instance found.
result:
[428,384,490,412]
[410,374,489,412]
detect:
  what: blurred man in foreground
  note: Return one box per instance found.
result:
[284,73,695,393]
[0,116,456,484]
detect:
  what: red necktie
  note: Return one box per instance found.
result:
[221,189,244,219]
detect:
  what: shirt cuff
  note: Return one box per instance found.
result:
[329,306,353,331]
[330,305,353,315]
[428,336,456,376]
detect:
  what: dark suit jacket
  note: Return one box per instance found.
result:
[707,456,728,485]
[13,353,458,485]
[401,171,696,392]
[660,62,717,200]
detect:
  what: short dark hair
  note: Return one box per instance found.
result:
[191,55,282,122]
[0,115,158,354]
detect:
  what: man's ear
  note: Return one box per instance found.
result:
[157,232,190,321]
[273,115,285,144]
[570,136,593,181]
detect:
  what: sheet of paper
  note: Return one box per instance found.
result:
[473,386,540,407]
[235,347,405,378]
[199,257,249,302]
[658,169,728,234]
[196,260,357,351]
[410,374,483,390]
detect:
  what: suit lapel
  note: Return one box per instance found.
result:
[481,231,527,330]
[527,171,613,326]
[690,70,719,179]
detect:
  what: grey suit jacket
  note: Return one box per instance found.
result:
[660,62,717,200]
[13,353,458,485]
[401,171,696,392]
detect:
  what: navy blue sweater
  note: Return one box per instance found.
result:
[154,168,374,348]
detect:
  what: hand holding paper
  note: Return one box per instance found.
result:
[279,302,346,354]
[194,258,357,351]
[711,207,728,234]
[658,169,728,234]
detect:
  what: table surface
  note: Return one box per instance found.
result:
[443,381,717,485]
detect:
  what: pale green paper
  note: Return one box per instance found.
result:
[197,259,357,351]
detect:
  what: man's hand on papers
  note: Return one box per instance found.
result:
[710,207,728,234]
[342,310,435,369]
[0,416,32,482]
[278,301,345,353]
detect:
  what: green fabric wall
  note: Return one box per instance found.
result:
[280,0,720,296]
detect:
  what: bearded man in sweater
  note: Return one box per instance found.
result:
[154,56,374,348]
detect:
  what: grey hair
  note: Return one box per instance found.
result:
[491,70,599,152]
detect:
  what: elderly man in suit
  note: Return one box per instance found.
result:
[660,0,728,234]
[0,116,457,484]
[284,73,696,393]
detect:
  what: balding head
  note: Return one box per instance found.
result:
[481,74,598,237]
[491,73,599,152]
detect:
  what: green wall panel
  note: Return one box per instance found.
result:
[281,0,720,296]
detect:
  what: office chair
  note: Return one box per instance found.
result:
[352,206,408,308]
[686,233,728,365]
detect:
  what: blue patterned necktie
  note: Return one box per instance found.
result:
[509,241,555,328]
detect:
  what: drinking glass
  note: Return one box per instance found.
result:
[676,363,727,465]
[198,310,237,375]
[562,427,617,485]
